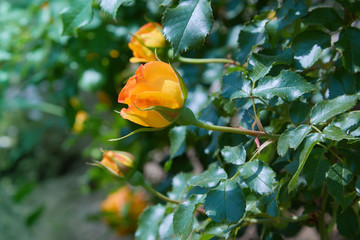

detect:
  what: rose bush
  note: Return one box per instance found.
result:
[128,22,166,63]
[118,61,187,128]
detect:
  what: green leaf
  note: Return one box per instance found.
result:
[276,0,307,30]
[169,126,187,159]
[204,179,245,223]
[326,163,353,208]
[248,48,293,82]
[263,191,279,217]
[135,204,166,240]
[221,72,251,100]
[292,30,331,69]
[202,222,231,239]
[337,207,359,239]
[253,70,315,102]
[245,192,263,215]
[159,213,174,239]
[100,0,134,18]
[331,111,360,137]
[289,101,310,125]
[288,133,323,192]
[356,178,360,196]
[173,196,200,239]
[168,172,192,201]
[60,0,93,36]
[189,163,227,188]
[303,148,330,189]
[153,0,173,6]
[277,124,312,157]
[303,7,343,32]
[310,95,358,124]
[334,27,360,73]
[221,144,246,165]
[163,0,213,56]
[323,125,357,141]
[239,159,277,195]
[237,19,267,63]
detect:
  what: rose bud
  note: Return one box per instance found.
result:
[118,61,187,128]
[129,22,166,63]
[98,150,134,178]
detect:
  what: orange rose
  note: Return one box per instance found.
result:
[128,22,166,63]
[118,61,187,128]
[99,150,134,178]
[101,185,148,235]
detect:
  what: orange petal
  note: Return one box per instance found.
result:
[134,91,180,109]
[120,105,171,128]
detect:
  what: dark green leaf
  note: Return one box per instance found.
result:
[248,48,293,82]
[204,179,245,223]
[292,30,331,69]
[328,68,358,99]
[221,144,246,165]
[239,159,277,195]
[331,111,360,137]
[237,19,267,63]
[163,0,213,56]
[263,191,279,217]
[168,172,192,201]
[203,222,231,239]
[276,0,307,30]
[288,133,323,192]
[303,148,330,189]
[334,27,360,73]
[326,163,353,208]
[303,7,343,32]
[153,0,173,6]
[221,72,251,100]
[310,95,358,124]
[135,204,166,240]
[100,0,134,18]
[323,125,356,141]
[337,207,359,238]
[277,125,312,157]
[253,70,315,102]
[60,0,93,36]
[189,163,227,188]
[356,178,360,196]
[289,101,309,125]
[245,192,263,214]
[169,126,187,159]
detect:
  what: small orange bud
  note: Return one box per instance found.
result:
[99,150,134,178]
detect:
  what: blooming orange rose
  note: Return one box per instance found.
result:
[99,150,134,177]
[101,185,148,235]
[118,61,187,128]
[128,22,166,63]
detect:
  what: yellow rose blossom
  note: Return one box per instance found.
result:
[129,22,166,63]
[118,61,187,128]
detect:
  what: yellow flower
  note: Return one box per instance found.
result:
[101,185,148,235]
[118,61,187,128]
[129,22,166,63]
[72,110,87,133]
[99,150,134,177]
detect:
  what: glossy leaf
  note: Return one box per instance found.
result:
[159,213,174,239]
[289,101,309,125]
[276,0,307,30]
[303,148,330,189]
[237,19,267,63]
[331,111,360,137]
[169,126,187,159]
[323,125,356,141]
[204,179,245,223]
[100,0,134,18]
[277,125,312,157]
[310,95,358,124]
[356,178,360,196]
[334,27,360,73]
[248,48,293,82]
[253,70,315,102]
[173,197,197,239]
[288,133,323,192]
[292,30,331,69]
[135,204,166,240]
[221,144,246,165]
[60,0,93,36]
[189,163,227,188]
[168,172,192,201]
[163,0,213,56]
[303,7,343,32]
[221,72,251,100]
[239,159,277,195]
[326,163,353,208]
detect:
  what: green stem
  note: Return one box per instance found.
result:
[317,143,344,163]
[178,56,241,66]
[319,185,329,240]
[142,183,180,204]
[244,214,309,225]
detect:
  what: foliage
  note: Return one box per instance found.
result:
[2,0,360,239]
